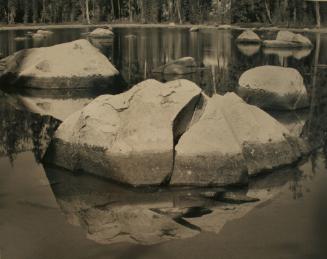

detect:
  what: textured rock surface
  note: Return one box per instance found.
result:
[172,95,248,187]
[46,79,306,187]
[171,93,304,186]
[236,30,261,43]
[0,39,119,89]
[46,79,202,186]
[238,65,309,110]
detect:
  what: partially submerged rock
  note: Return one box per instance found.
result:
[238,66,309,110]
[46,80,306,187]
[45,79,202,186]
[172,95,248,187]
[190,26,200,32]
[171,93,303,186]
[152,57,197,75]
[236,30,261,44]
[31,30,54,39]
[89,28,114,38]
[36,29,54,35]
[218,24,232,30]
[0,39,119,89]
[263,31,312,48]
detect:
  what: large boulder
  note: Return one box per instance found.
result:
[171,93,304,186]
[89,28,114,38]
[45,79,202,186]
[263,31,312,48]
[0,39,119,89]
[152,57,197,75]
[238,66,309,110]
[236,30,261,44]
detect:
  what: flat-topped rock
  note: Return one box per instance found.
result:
[45,79,202,186]
[152,57,197,75]
[0,39,119,89]
[236,30,261,44]
[263,31,312,48]
[238,66,309,110]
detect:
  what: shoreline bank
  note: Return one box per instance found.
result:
[1,23,327,33]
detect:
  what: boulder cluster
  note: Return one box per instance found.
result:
[0,38,310,188]
[45,79,307,187]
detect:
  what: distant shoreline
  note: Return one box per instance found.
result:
[0,23,326,33]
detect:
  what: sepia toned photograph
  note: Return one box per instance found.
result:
[0,1,326,258]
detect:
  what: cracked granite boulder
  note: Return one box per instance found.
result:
[46,79,307,187]
[45,79,202,186]
[0,39,119,89]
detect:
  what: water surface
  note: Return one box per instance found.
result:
[0,27,327,258]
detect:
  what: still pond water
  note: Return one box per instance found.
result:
[0,27,327,259]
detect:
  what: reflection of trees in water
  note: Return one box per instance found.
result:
[0,94,60,163]
[303,67,327,168]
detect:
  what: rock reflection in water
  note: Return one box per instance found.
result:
[0,90,60,162]
[44,159,310,245]
[2,80,128,121]
[237,44,261,57]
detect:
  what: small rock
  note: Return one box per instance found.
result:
[190,26,200,32]
[36,29,54,35]
[89,28,114,38]
[218,24,231,30]
[236,30,261,44]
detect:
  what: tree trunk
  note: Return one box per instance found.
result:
[176,0,182,24]
[110,0,115,20]
[264,0,272,24]
[23,0,29,23]
[315,2,321,28]
[129,0,132,22]
[41,0,47,23]
[85,0,90,24]
[117,0,121,19]
[32,0,38,23]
